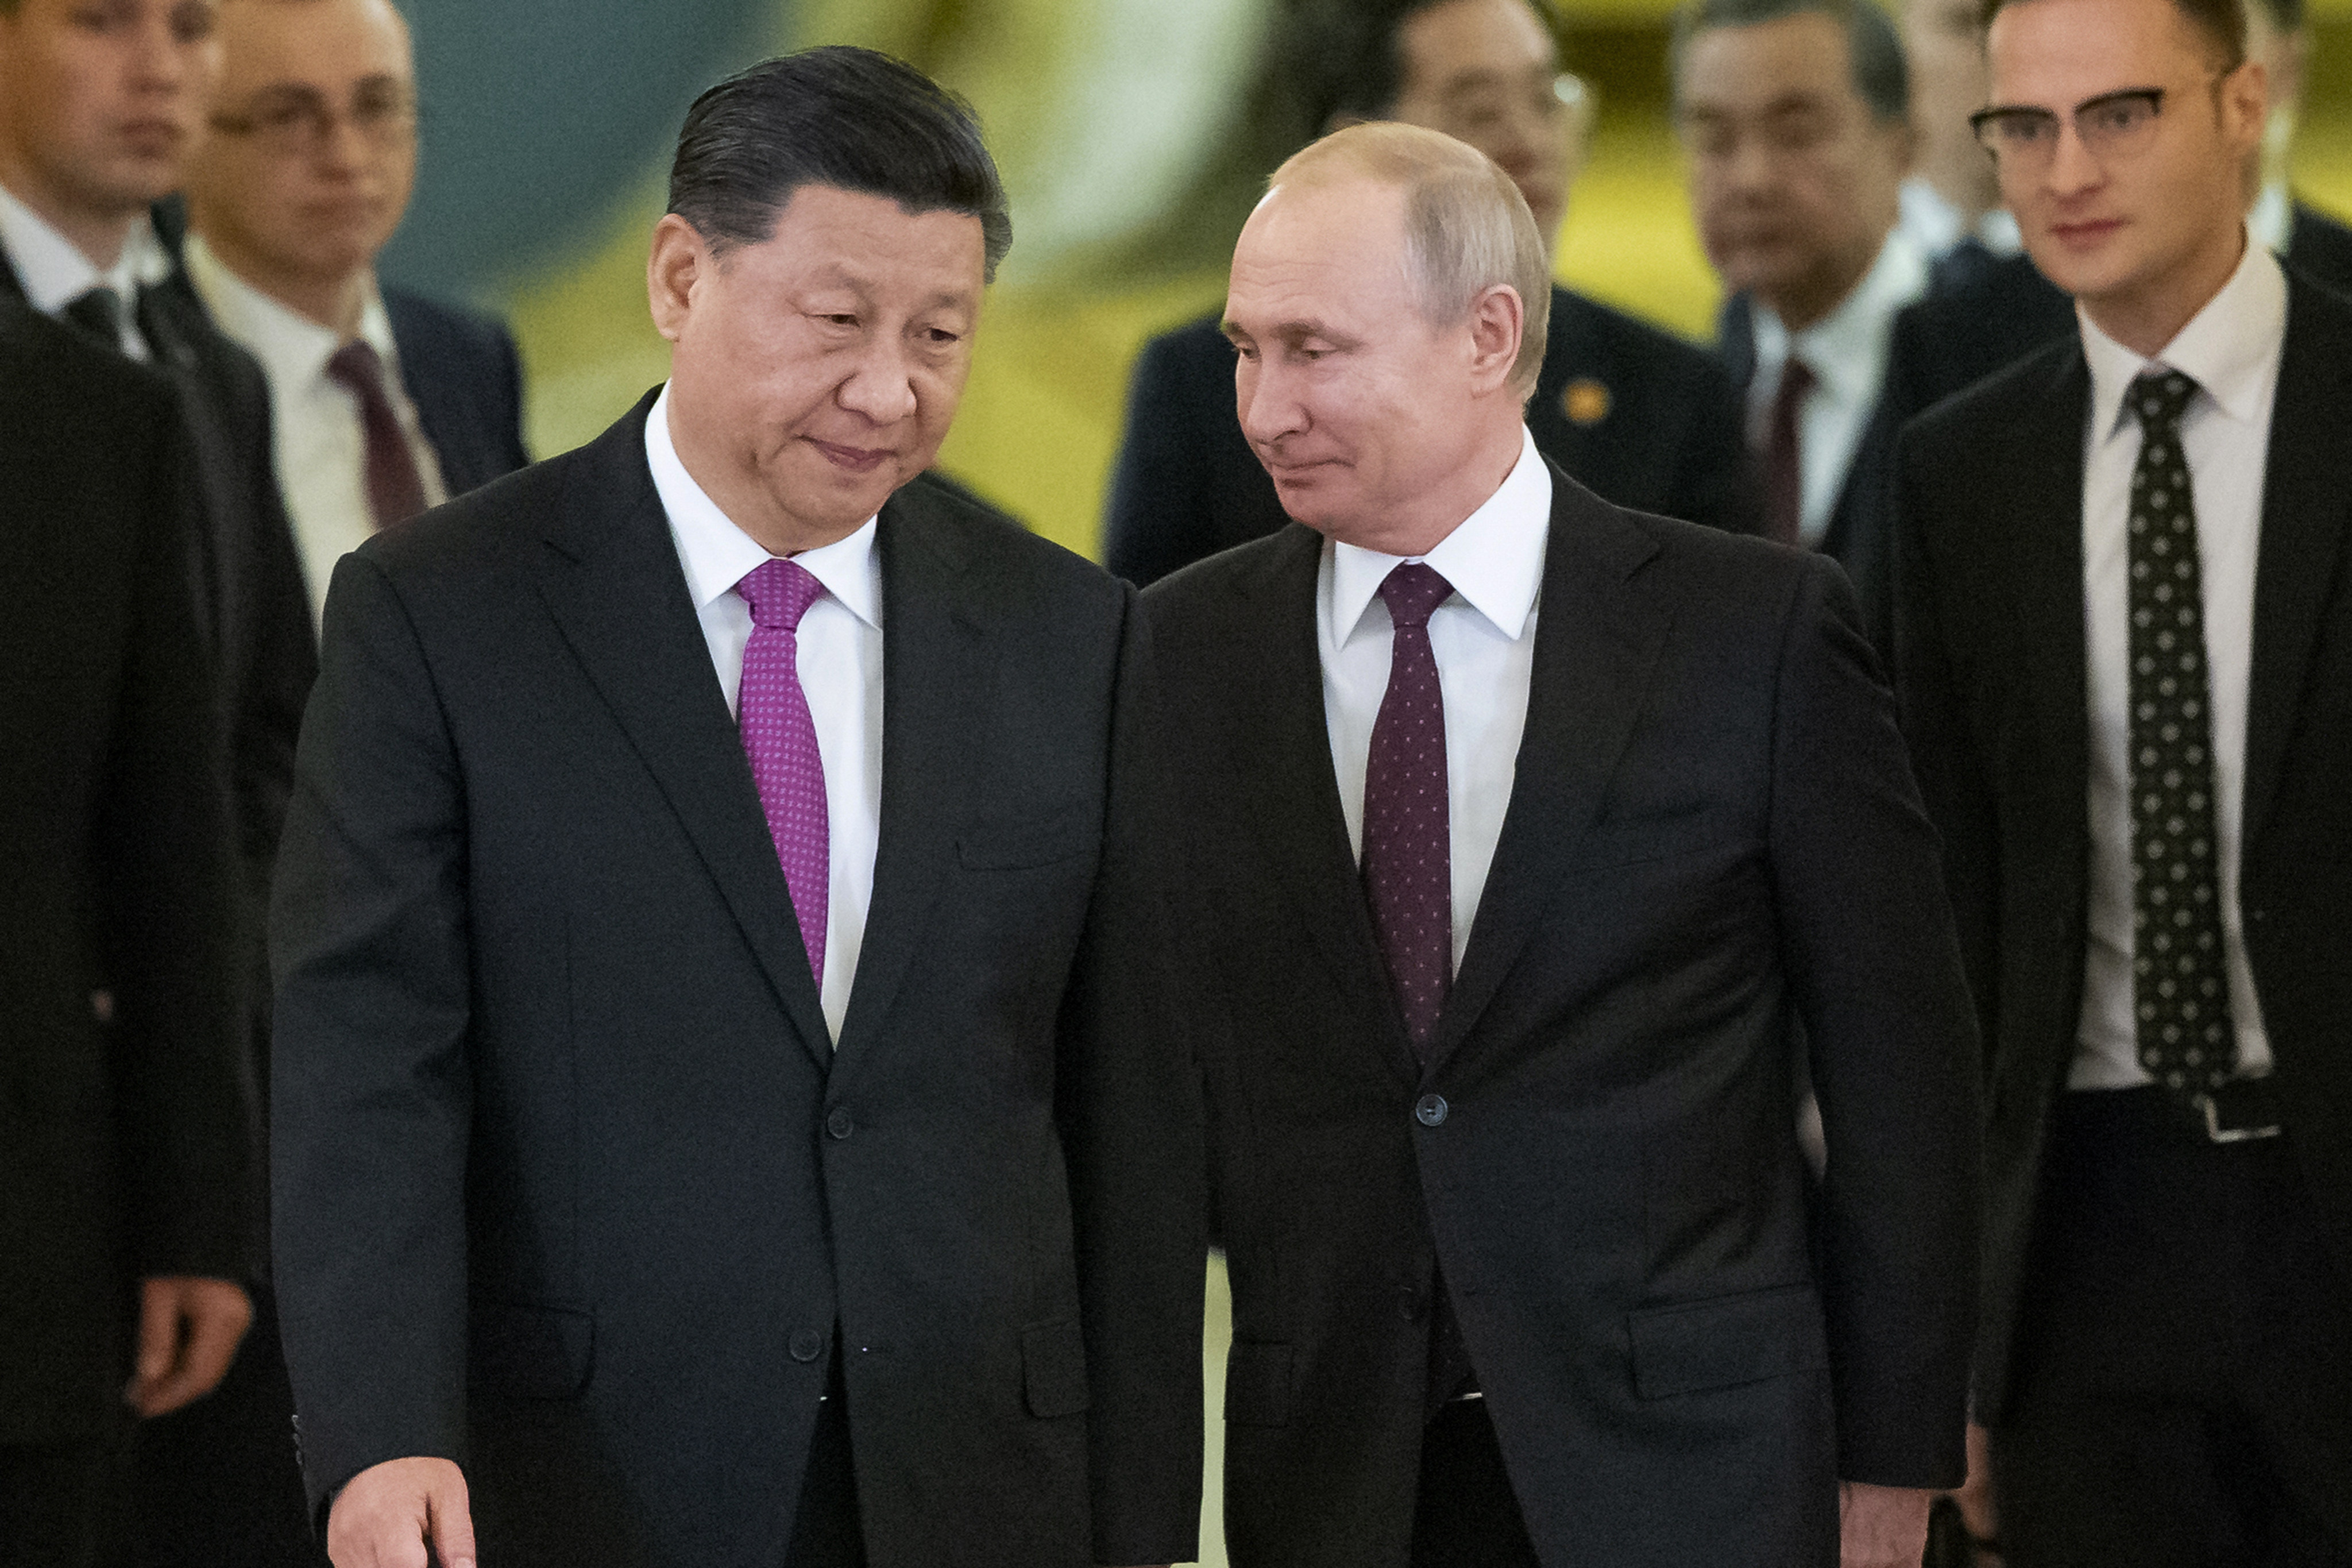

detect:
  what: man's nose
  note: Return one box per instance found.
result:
[837,335,920,426]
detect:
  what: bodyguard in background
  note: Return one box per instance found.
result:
[1677,0,1921,648]
[1894,0,2352,1553]
[1,305,253,1568]
[271,48,1200,1568]
[184,0,530,631]
[1146,122,1980,1568]
[1103,0,1759,588]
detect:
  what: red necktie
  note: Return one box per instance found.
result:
[1763,355,1815,547]
[325,339,429,529]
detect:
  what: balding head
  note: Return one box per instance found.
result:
[1224,122,1540,557]
[1269,121,1550,393]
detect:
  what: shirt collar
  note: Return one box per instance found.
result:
[2248,180,2292,256]
[2080,231,2286,444]
[645,382,883,630]
[184,232,403,389]
[1751,226,1929,407]
[0,180,172,313]
[1328,424,1551,647]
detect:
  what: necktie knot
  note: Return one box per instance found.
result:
[738,557,826,632]
[64,285,123,350]
[325,337,387,397]
[2129,369,2198,434]
[1377,562,1454,632]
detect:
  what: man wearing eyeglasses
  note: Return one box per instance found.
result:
[1894,0,2352,1557]
[1101,0,1760,589]
[183,0,528,631]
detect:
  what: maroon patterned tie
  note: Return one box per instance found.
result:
[1763,355,1814,547]
[325,339,429,529]
[1361,562,1455,1056]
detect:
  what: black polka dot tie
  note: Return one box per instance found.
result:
[1361,562,1455,1057]
[2125,369,2236,1105]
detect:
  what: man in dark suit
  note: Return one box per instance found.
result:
[1146,120,1980,1568]
[1883,0,2352,435]
[271,48,1200,1568]
[1103,0,1758,588]
[1681,0,1924,651]
[184,0,530,631]
[0,303,256,1568]
[1895,0,2352,1557]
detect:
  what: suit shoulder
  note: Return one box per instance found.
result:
[1140,524,1311,624]
[383,285,519,364]
[1132,311,1235,392]
[893,472,1125,615]
[2287,202,2352,295]
[1548,287,1728,391]
[351,440,576,586]
[1903,331,2079,455]
[1,306,175,418]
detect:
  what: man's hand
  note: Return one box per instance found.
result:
[1950,1420,2002,1562]
[329,1457,476,1568]
[126,1276,252,1418]
[1840,1480,1933,1568]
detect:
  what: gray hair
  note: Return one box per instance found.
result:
[1269,121,1551,397]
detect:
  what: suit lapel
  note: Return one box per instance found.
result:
[2245,277,2352,846]
[531,396,833,1069]
[1422,470,1669,1076]
[825,496,990,1086]
[1219,527,1422,1089]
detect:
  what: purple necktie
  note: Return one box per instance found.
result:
[736,558,830,986]
[1361,562,1455,1056]
[325,339,429,529]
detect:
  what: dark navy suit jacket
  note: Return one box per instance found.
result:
[383,286,531,497]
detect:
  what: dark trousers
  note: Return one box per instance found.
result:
[786,1350,866,1568]
[132,1283,325,1567]
[1993,1087,2352,1567]
[1409,1397,1540,1568]
[1,1432,115,1568]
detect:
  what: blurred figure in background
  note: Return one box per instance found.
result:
[1103,0,1759,589]
[1678,0,1919,650]
[1,304,254,1568]
[1898,0,2019,281]
[1896,0,2352,1552]
[1883,0,2352,438]
[184,0,530,632]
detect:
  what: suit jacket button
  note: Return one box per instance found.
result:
[790,1330,826,1363]
[827,1108,855,1140]
[1415,1093,1448,1127]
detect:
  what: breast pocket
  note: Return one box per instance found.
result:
[1627,1283,1828,1400]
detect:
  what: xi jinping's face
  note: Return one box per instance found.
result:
[649,183,985,555]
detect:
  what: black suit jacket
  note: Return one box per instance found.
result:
[1140,471,1981,1567]
[1717,292,1905,652]
[0,227,314,958]
[1884,200,2352,435]
[0,307,249,1443]
[1103,287,1761,585]
[383,285,532,495]
[1891,271,2352,1423]
[268,394,1203,1568]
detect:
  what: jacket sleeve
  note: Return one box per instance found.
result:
[101,410,253,1283]
[1056,591,1207,1566]
[269,549,474,1523]
[1767,553,1983,1489]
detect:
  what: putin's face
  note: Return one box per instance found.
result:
[1984,0,2261,327]
[0,0,220,229]
[185,0,416,297]
[650,183,986,555]
[1224,177,1506,555]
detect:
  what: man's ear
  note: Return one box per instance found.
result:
[1465,283,1526,394]
[646,214,710,345]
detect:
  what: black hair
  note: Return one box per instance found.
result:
[667,45,1011,281]
[1295,0,1565,132]
[1671,0,1910,122]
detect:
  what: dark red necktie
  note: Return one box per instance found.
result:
[1360,562,1455,1056]
[325,339,428,529]
[1763,355,1815,547]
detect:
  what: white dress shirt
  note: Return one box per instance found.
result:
[0,180,172,360]
[646,383,883,1044]
[184,234,450,629]
[1748,227,1929,546]
[1322,426,1551,972]
[2072,235,2283,1090]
